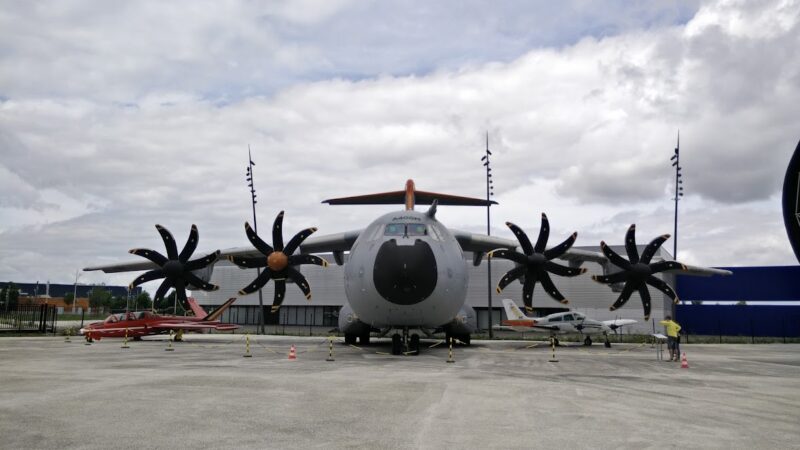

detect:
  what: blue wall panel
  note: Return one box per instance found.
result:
[676,305,800,337]
[676,266,800,301]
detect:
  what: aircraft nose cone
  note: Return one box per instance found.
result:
[373,239,438,305]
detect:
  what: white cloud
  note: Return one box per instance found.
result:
[1,0,798,288]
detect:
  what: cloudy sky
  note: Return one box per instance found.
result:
[1,0,798,290]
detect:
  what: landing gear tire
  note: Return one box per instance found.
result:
[410,334,420,355]
[583,336,592,346]
[133,336,143,341]
[359,333,370,345]
[85,336,93,343]
[391,334,402,355]
[344,334,356,345]
[604,340,612,348]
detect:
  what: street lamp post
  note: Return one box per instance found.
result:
[670,132,684,318]
[670,132,684,260]
[482,132,495,338]
[73,269,81,314]
[246,146,266,335]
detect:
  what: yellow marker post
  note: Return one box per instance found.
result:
[446,337,455,363]
[64,328,71,343]
[121,327,130,349]
[548,337,558,363]
[165,330,175,352]
[243,333,252,358]
[326,336,335,362]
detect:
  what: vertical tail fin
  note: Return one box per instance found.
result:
[502,299,531,320]
[204,298,237,322]
[186,297,208,319]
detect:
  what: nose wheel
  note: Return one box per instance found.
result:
[391,328,421,355]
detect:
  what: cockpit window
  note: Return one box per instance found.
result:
[384,223,428,237]
[406,224,427,236]
[384,223,405,236]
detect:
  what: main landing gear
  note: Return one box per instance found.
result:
[604,332,612,348]
[445,333,471,347]
[391,328,421,355]
[583,336,592,346]
[344,332,371,346]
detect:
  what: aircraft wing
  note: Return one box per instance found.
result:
[602,319,637,328]
[299,229,362,254]
[83,259,160,274]
[451,230,606,265]
[84,247,257,274]
[678,265,732,277]
[150,322,238,331]
[451,230,517,253]
[492,324,560,332]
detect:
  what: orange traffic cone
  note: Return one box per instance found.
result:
[288,344,297,360]
[680,352,689,369]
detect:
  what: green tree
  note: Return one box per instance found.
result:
[134,292,152,310]
[109,295,127,310]
[2,283,19,310]
[88,287,111,309]
[64,292,75,308]
[154,290,186,314]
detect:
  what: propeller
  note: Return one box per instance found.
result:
[128,224,221,306]
[229,211,328,312]
[488,213,587,313]
[591,224,686,320]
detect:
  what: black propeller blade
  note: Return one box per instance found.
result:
[129,224,221,306]
[229,211,327,312]
[488,213,586,313]
[591,224,687,320]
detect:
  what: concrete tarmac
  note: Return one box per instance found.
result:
[1,335,798,449]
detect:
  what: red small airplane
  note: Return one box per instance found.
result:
[80,297,238,342]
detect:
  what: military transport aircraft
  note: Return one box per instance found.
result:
[84,179,730,355]
[79,297,238,342]
[493,299,636,347]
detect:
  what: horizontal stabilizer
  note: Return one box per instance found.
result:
[323,179,495,210]
[323,190,495,206]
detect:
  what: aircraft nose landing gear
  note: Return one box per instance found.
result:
[391,328,421,355]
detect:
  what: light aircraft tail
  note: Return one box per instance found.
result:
[186,297,237,321]
[502,299,532,320]
[323,179,496,211]
[186,297,208,319]
[203,297,237,322]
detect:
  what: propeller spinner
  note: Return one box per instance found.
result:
[591,224,686,320]
[128,224,221,305]
[230,211,328,312]
[488,213,586,313]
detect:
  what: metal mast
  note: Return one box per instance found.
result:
[671,132,684,259]
[482,132,495,337]
[246,146,266,334]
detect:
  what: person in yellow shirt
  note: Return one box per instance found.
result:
[659,316,682,361]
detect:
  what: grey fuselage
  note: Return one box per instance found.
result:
[342,210,469,329]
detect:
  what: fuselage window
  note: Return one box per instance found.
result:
[563,314,574,322]
[549,315,562,322]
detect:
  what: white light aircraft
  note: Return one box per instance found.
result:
[493,299,636,347]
